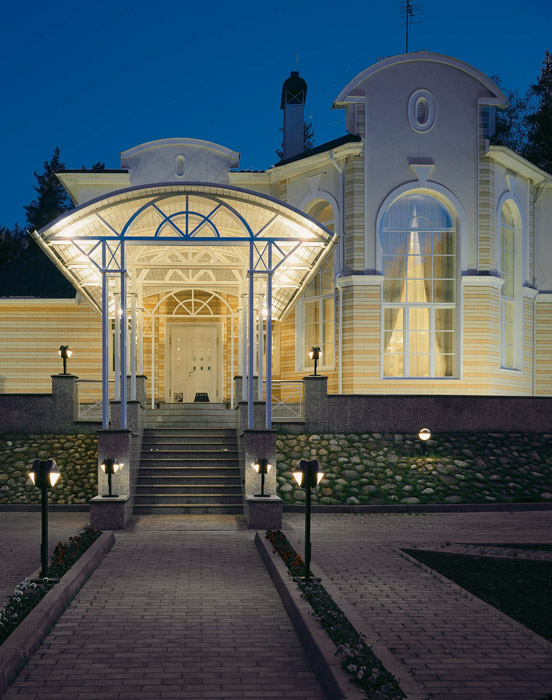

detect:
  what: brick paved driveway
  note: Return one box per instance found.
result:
[285,511,552,700]
[2,524,325,700]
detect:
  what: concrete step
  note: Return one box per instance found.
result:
[155,403,229,410]
[143,428,236,437]
[133,504,243,515]
[140,447,238,464]
[135,493,243,505]
[137,475,242,486]
[139,466,241,477]
[142,436,236,446]
[139,457,239,468]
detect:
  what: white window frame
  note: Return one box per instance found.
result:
[498,198,523,371]
[379,192,458,379]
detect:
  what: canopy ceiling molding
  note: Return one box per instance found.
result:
[32,183,337,320]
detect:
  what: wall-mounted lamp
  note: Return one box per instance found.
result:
[28,459,61,579]
[58,345,72,375]
[308,346,322,376]
[252,457,272,497]
[100,457,122,498]
[418,428,431,455]
[293,458,324,581]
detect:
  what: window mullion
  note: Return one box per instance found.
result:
[430,307,435,376]
[404,307,410,377]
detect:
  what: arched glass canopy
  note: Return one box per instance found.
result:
[32,183,337,431]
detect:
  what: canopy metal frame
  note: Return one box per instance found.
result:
[33,184,337,431]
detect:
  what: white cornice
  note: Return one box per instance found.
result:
[266,142,363,181]
[461,275,504,290]
[339,274,384,288]
[522,287,539,300]
[486,146,552,185]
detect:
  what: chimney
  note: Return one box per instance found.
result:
[280,71,307,160]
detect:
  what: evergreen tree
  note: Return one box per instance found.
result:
[490,75,529,155]
[0,224,29,267]
[524,51,552,173]
[275,120,316,161]
[24,147,72,231]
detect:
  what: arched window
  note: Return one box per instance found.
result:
[297,201,335,371]
[381,193,457,378]
[499,202,519,369]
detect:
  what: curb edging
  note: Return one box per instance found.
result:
[0,530,115,698]
[255,531,365,700]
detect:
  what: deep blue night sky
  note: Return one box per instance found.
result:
[1,0,551,229]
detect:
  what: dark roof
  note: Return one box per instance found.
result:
[273,133,362,168]
[0,248,77,299]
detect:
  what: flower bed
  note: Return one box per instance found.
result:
[0,526,101,645]
[266,530,405,700]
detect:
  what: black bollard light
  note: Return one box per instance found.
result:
[293,458,324,582]
[252,457,272,497]
[100,458,121,497]
[28,459,61,579]
[58,345,72,375]
[308,346,322,376]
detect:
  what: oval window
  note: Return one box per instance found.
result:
[408,89,436,133]
[416,97,428,126]
[174,154,186,177]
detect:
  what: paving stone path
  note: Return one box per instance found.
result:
[285,511,552,700]
[3,526,325,700]
[0,511,90,608]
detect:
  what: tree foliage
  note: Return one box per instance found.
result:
[524,51,552,173]
[276,119,316,161]
[24,146,72,232]
[0,224,29,267]
[492,51,552,174]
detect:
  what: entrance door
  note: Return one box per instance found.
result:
[167,324,219,403]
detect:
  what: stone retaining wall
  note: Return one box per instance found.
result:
[0,434,97,504]
[276,432,552,506]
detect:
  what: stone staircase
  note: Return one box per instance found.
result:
[134,403,242,515]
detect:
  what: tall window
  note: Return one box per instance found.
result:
[382,193,457,378]
[499,204,516,368]
[298,201,335,371]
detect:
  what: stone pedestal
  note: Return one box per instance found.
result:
[89,495,131,530]
[237,401,267,431]
[110,400,144,434]
[51,374,77,431]
[234,376,259,403]
[97,429,133,498]
[303,375,328,432]
[246,495,282,529]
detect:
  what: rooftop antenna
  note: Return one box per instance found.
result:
[400,0,422,53]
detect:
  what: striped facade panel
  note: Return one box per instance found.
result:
[0,301,102,393]
[344,155,365,273]
[279,179,287,202]
[277,309,339,394]
[536,300,552,395]
[478,109,495,272]
[341,284,380,393]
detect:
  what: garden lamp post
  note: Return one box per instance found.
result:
[308,346,322,376]
[418,428,431,455]
[100,458,121,497]
[293,458,324,581]
[58,345,72,374]
[252,457,272,497]
[28,459,60,579]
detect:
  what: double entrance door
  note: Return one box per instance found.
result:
[166,324,220,403]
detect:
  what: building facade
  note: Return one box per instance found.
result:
[2,51,552,425]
